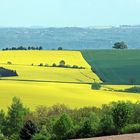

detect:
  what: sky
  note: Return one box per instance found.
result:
[0,0,140,27]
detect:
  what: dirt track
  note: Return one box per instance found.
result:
[76,133,140,140]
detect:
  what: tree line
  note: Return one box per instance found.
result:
[2,46,43,51]
[1,42,128,51]
[0,67,18,77]
[0,97,140,140]
[1,46,65,51]
[37,60,85,69]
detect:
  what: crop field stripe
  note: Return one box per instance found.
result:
[81,50,140,84]
[81,50,107,82]
[1,79,92,85]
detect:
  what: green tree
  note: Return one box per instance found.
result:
[59,60,65,67]
[32,133,48,140]
[52,63,57,67]
[133,102,140,124]
[31,125,50,140]
[20,120,39,140]
[4,97,28,137]
[99,114,116,136]
[9,134,19,140]
[77,112,99,138]
[53,113,73,139]
[7,61,12,65]
[38,63,43,66]
[111,102,132,132]
[0,130,7,140]
[0,110,5,134]
[39,46,43,50]
[91,82,101,90]
[58,47,63,50]
[112,41,128,49]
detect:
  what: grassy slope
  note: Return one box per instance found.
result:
[0,50,101,83]
[81,50,140,84]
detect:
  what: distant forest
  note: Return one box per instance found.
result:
[2,46,43,51]
[0,27,140,50]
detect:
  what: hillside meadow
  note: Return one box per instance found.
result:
[0,50,140,111]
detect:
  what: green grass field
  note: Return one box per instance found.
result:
[81,50,140,84]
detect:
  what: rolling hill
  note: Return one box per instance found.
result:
[1,27,140,50]
[0,50,139,111]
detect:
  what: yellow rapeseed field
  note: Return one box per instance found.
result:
[0,81,139,111]
[0,50,101,82]
[0,50,139,111]
[0,65,100,83]
[0,50,90,67]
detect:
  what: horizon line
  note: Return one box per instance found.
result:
[0,24,140,29]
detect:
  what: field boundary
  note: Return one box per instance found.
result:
[0,79,92,85]
[75,133,140,140]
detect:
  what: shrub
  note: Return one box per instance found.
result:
[76,112,99,138]
[79,66,85,69]
[64,128,77,139]
[45,64,49,67]
[7,61,12,65]
[121,124,140,134]
[0,130,7,140]
[124,86,140,93]
[65,65,71,68]
[59,60,65,67]
[47,104,70,117]
[111,102,133,132]
[72,65,79,69]
[91,82,101,90]
[52,63,57,67]
[99,114,116,136]
[50,134,57,140]
[53,113,73,139]
[58,47,63,50]
[39,46,43,50]
[38,63,43,67]
[32,133,48,140]
[9,134,19,140]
